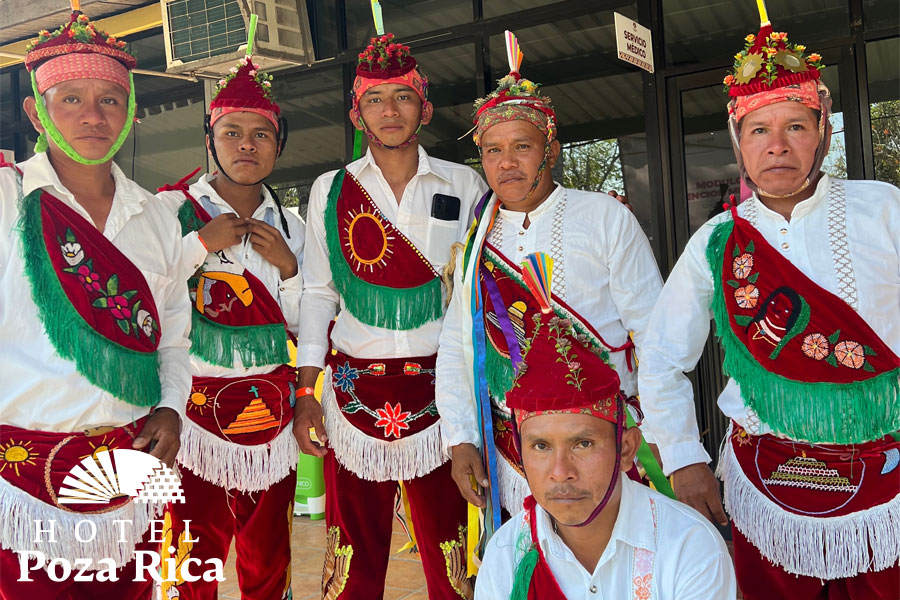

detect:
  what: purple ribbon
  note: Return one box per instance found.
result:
[480,260,523,374]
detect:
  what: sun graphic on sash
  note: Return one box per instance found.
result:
[0,439,38,477]
[343,205,395,272]
[188,387,215,415]
[80,435,119,461]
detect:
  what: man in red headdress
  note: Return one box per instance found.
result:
[0,8,190,598]
[292,33,486,598]
[435,31,667,532]
[638,7,900,599]
[474,291,735,598]
[156,53,304,599]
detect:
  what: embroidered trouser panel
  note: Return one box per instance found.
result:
[162,466,296,600]
[322,454,471,600]
[0,531,156,600]
[732,526,900,600]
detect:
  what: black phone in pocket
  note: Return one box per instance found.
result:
[431,193,461,221]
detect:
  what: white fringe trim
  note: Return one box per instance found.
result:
[321,368,448,481]
[0,476,160,569]
[497,452,530,514]
[718,438,900,579]
[177,417,299,493]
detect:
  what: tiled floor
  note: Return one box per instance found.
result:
[218,515,428,600]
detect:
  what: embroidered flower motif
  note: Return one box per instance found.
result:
[375,402,411,438]
[333,362,360,393]
[61,242,84,266]
[137,309,154,337]
[834,340,865,369]
[104,295,132,320]
[732,253,754,279]
[801,333,829,360]
[77,264,102,292]
[734,285,759,309]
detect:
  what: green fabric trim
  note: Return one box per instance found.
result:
[177,198,206,236]
[31,71,136,165]
[706,219,900,444]
[16,185,160,407]
[189,310,289,368]
[509,546,539,600]
[324,169,443,330]
[485,340,516,398]
[628,410,675,499]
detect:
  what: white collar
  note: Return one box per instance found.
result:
[191,172,279,214]
[750,173,831,221]
[498,183,565,225]
[354,145,453,184]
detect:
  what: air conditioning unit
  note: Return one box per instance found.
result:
[160,0,315,75]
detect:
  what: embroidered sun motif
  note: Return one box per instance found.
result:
[188,386,215,415]
[0,439,38,477]
[344,206,395,272]
[801,333,829,360]
[81,435,118,460]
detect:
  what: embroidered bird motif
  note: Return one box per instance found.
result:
[322,526,353,600]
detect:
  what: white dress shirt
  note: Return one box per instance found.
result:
[298,146,487,366]
[475,475,737,600]
[436,185,663,450]
[638,175,900,475]
[157,173,305,377]
[0,153,192,431]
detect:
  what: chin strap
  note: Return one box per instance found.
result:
[31,71,137,165]
[351,105,424,151]
[204,113,291,238]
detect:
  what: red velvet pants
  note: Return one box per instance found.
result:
[0,532,156,600]
[163,466,296,600]
[322,454,471,599]
[732,526,900,600]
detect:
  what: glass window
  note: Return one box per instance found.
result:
[307,0,340,59]
[269,66,346,208]
[866,37,900,187]
[345,0,472,49]
[863,0,899,31]
[664,0,849,68]
[486,11,654,242]
[483,0,554,19]
[0,72,16,160]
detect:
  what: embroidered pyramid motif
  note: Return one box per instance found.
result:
[223,398,280,435]
[764,455,857,493]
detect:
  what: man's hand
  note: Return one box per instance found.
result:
[198,213,250,252]
[133,408,181,468]
[671,463,728,526]
[247,219,298,280]
[450,443,489,508]
[293,395,328,457]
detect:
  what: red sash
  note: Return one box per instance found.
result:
[0,419,146,513]
[710,210,900,443]
[520,496,569,600]
[186,365,295,445]
[11,163,161,407]
[326,352,438,442]
[324,169,443,330]
[165,178,291,368]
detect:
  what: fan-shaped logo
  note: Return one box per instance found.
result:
[57,449,184,505]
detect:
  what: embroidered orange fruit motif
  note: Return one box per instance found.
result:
[801,333,829,360]
[732,253,754,279]
[834,340,865,369]
[734,285,759,309]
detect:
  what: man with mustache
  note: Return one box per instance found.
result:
[0,8,190,598]
[155,51,304,599]
[638,7,900,599]
[293,33,486,598]
[435,32,666,525]
[473,281,735,598]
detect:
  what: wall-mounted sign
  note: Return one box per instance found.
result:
[614,13,654,73]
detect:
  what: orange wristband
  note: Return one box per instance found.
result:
[295,386,315,398]
[197,232,209,251]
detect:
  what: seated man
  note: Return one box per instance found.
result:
[475,272,736,599]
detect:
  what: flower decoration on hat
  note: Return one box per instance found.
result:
[472,31,557,146]
[724,2,823,97]
[24,10,135,72]
[357,33,416,78]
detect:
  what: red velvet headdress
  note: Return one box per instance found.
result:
[209,56,280,129]
[352,33,427,105]
[24,10,135,72]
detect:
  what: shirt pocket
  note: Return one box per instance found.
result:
[424,216,461,268]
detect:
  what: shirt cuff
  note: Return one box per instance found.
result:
[297,343,329,369]
[442,428,482,456]
[279,271,303,295]
[156,393,186,421]
[659,440,712,476]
